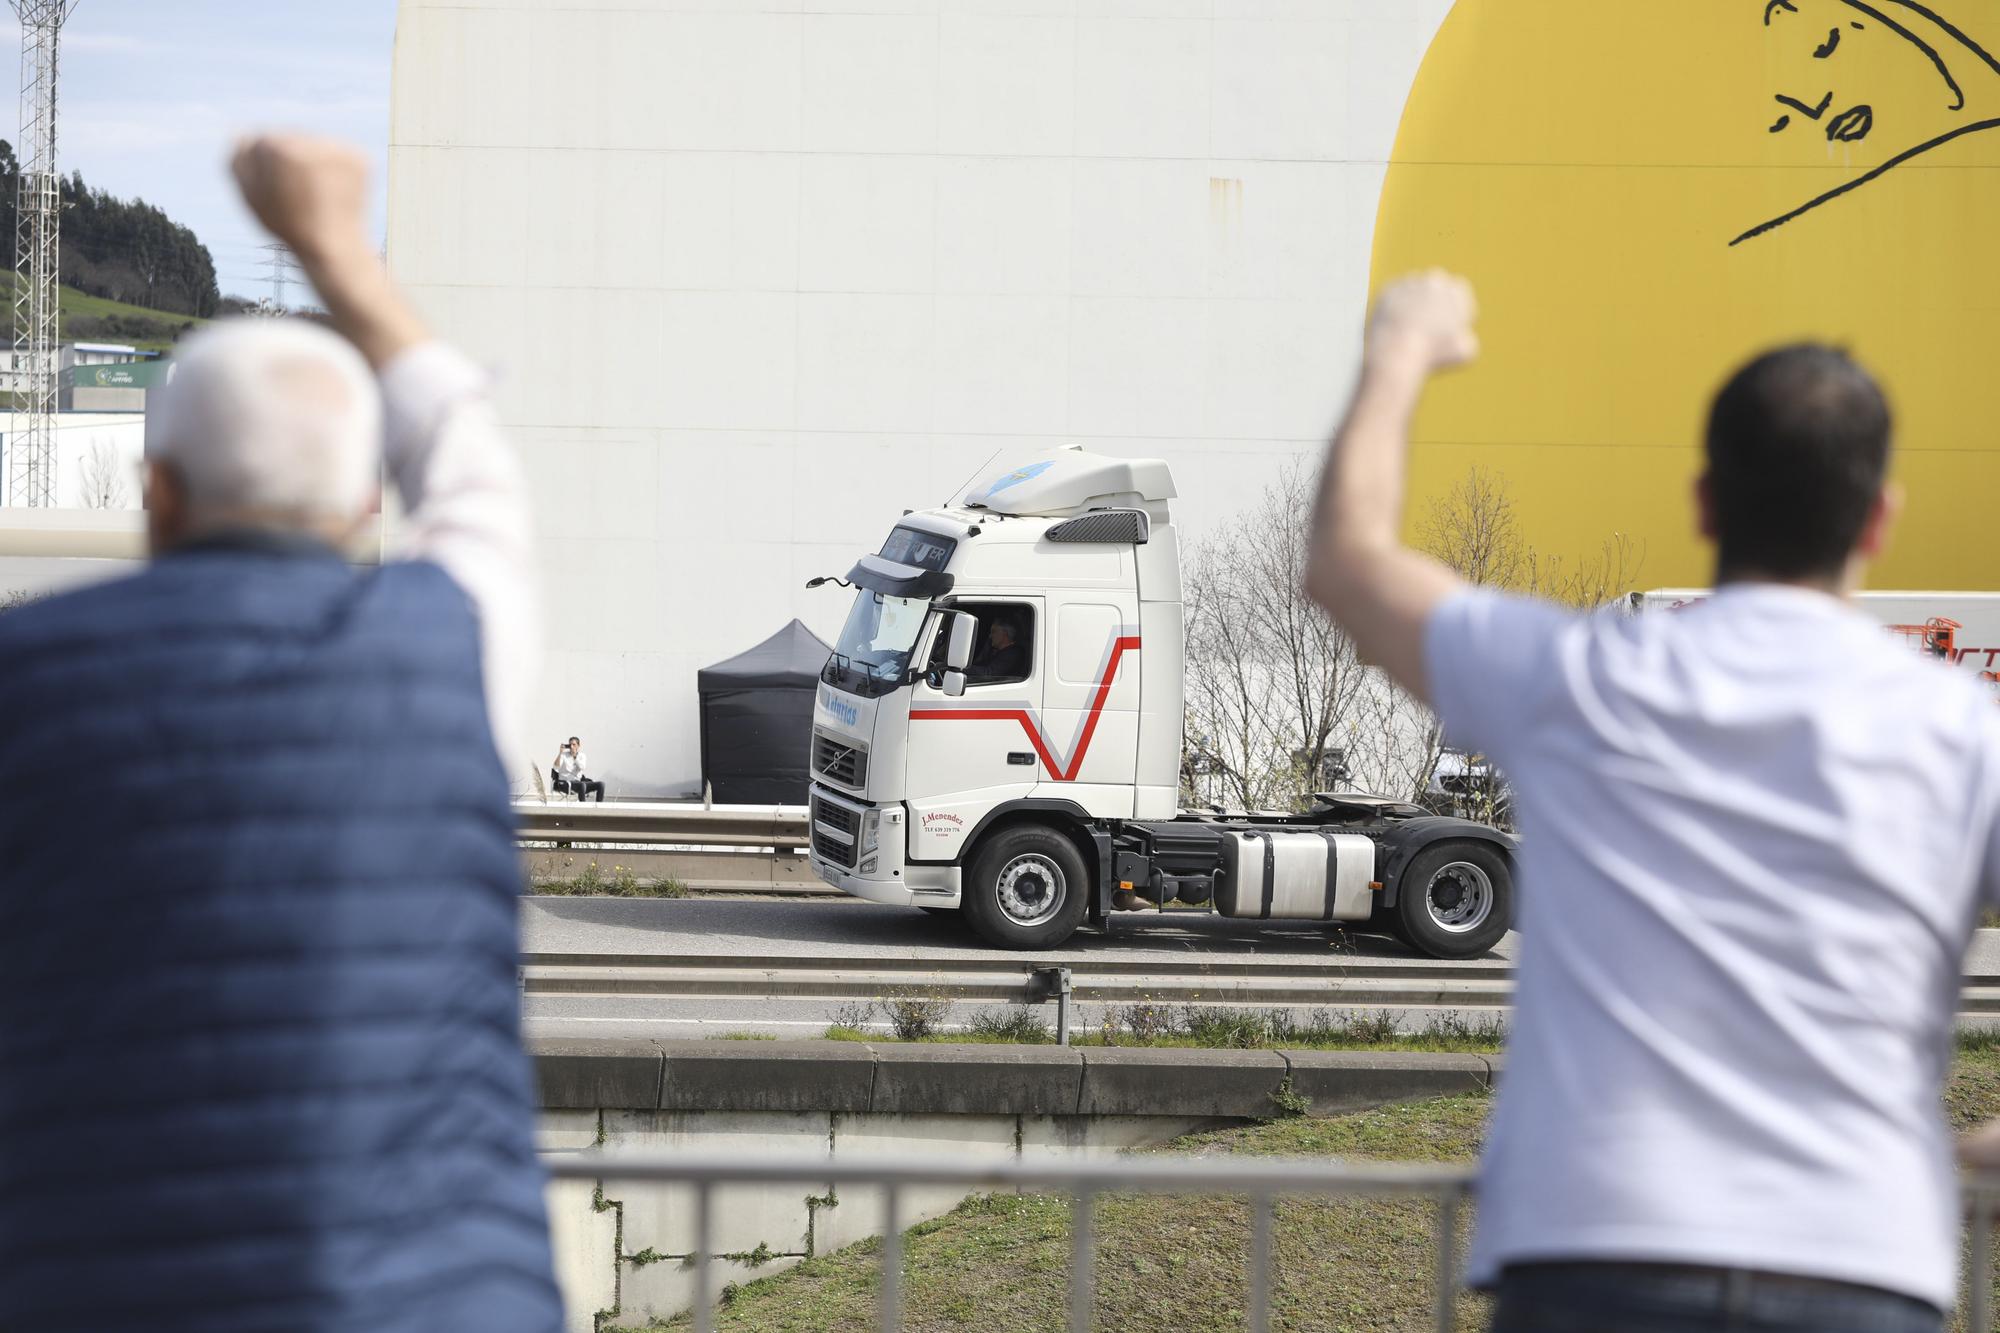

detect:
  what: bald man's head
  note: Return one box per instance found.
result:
[144,318,381,554]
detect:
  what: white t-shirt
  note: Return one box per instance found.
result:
[1426,583,2000,1308]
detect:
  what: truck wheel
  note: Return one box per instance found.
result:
[1394,841,1512,959]
[963,825,1089,950]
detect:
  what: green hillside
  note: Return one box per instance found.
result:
[0,270,207,353]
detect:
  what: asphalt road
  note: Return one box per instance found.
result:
[520,896,1519,1039]
[517,897,2000,1042]
[521,895,1520,966]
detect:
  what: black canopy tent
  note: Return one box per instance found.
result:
[696,619,832,805]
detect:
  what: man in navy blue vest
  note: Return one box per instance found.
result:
[0,137,561,1332]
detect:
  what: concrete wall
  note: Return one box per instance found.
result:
[0,413,145,514]
[389,0,1454,796]
[532,1038,1495,1330]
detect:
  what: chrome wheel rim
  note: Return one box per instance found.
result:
[996,854,1066,927]
[1425,861,1494,934]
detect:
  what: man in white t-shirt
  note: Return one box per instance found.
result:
[1304,272,2000,1331]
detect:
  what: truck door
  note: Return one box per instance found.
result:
[905,597,1044,862]
[1039,594,1140,817]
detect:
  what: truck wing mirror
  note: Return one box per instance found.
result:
[941,669,967,698]
[944,611,978,672]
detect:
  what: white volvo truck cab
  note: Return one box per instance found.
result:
[807,447,1516,958]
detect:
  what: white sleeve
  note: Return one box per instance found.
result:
[1422,587,1575,769]
[378,342,538,765]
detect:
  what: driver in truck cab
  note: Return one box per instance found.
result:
[972,615,1028,683]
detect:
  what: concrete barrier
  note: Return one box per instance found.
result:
[533,1039,1497,1119]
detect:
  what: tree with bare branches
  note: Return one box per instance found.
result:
[78,440,129,510]
[1182,460,1370,811]
[1181,462,1643,820]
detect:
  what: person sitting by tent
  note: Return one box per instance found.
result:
[552,736,605,802]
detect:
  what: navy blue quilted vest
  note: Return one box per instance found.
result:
[0,535,560,1333]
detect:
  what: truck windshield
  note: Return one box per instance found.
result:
[824,591,929,699]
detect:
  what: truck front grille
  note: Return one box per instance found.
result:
[813,731,868,790]
[811,794,857,870]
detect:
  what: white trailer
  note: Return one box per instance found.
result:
[805,447,1516,959]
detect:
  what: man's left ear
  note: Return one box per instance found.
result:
[1856,481,1904,559]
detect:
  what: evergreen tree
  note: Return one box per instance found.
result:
[0,139,220,320]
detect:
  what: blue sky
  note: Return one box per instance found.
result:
[0,1,399,301]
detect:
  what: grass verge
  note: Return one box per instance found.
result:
[823,1003,1508,1055]
[531,860,689,898]
[608,1054,2000,1332]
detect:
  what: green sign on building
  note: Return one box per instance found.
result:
[65,362,167,390]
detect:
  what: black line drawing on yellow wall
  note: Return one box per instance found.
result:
[1736,0,2000,244]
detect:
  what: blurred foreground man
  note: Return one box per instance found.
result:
[1306,274,2000,1333]
[0,137,560,1331]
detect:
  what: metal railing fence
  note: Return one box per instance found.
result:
[554,1152,1464,1333]
[548,1154,2000,1333]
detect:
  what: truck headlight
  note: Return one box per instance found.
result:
[859,809,881,874]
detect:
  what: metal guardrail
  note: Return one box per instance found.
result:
[518,951,2000,1020]
[516,802,807,849]
[519,952,1518,1008]
[548,1152,1471,1333]
[547,1153,2000,1333]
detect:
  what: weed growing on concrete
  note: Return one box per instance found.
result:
[710,1031,777,1041]
[627,1246,665,1268]
[882,986,952,1041]
[1268,1074,1312,1119]
[968,1007,1054,1043]
[720,1241,776,1268]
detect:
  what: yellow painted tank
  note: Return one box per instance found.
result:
[1374,0,2000,588]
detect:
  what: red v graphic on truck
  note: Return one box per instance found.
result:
[910,635,1140,782]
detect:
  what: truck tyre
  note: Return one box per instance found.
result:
[963,825,1090,950]
[1394,840,1512,960]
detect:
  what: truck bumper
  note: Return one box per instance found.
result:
[811,853,962,909]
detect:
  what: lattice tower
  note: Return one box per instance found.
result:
[7,1,78,507]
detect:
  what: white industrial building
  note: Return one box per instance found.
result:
[377,1,1452,796]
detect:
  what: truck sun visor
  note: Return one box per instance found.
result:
[846,553,955,599]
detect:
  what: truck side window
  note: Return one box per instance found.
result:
[953,602,1035,687]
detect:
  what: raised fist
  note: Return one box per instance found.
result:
[1366,270,1479,374]
[230,135,371,265]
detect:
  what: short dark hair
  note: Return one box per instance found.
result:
[568,735,580,744]
[1703,344,1891,581]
